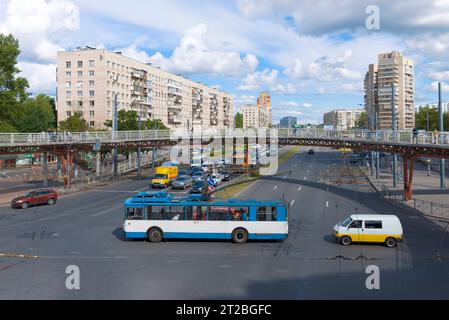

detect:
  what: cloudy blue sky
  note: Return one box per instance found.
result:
[1,0,449,124]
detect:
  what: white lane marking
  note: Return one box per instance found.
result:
[304,177,307,180]
[326,201,329,208]
[273,186,278,191]
[298,186,302,192]
[290,200,295,206]
[307,170,310,173]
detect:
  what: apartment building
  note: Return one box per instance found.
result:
[364,51,415,130]
[323,109,364,130]
[280,116,297,128]
[257,92,272,126]
[56,47,234,130]
[241,104,269,129]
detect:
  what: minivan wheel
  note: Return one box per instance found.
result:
[147,228,163,243]
[232,228,248,244]
[385,237,397,248]
[340,236,352,246]
[47,198,56,205]
[21,202,30,209]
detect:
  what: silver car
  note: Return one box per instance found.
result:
[171,176,192,190]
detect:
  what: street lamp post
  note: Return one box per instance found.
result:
[438,82,446,188]
[392,84,398,188]
[137,106,142,177]
[111,74,119,180]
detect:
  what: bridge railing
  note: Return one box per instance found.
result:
[1,129,449,147]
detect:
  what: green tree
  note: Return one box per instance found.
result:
[14,95,56,132]
[0,34,30,131]
[105,110,139,131]
[234,112,243,128]
[143,119,168,130]
[105,110,169,130]
[59,112,89,132]
[356,112,368,129]
[416,106,439,131]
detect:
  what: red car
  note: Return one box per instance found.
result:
[11,189,58,209]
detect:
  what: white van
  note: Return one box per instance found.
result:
[333,214,403,248]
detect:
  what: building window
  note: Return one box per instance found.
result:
[66,61,71,68]
[89,100,95,107]
[77,81,83,88]
[89,90,95,97]
[66,71,71,78]
[89,60,94,67]
[90,111,95,117]
[78,71,83,77]
[65,81,71,88]
[66,111,72,117]
[89,80,94,87]
[77,61,83,68]
[77,91,83,97]
[90,121,95,127]
[78,101,83,108]
[66,91,71,98]
[89,70,95,77]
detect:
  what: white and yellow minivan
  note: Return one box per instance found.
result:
[333,214,403,248]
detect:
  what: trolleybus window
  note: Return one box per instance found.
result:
[186,206,207,221]
[256,206,277,221]
[126,208,144,220]
[147,206,185,221]
[229,207,249,221]
[208,207,232,221]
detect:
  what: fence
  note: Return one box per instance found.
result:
[380,184,449,220]
[2,129,449,147]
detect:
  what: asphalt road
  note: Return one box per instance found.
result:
[0,147,448,299]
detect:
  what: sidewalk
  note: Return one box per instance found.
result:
[361,157,449,221]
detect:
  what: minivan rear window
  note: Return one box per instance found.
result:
[365,221,383,229]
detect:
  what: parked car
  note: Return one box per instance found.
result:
[190,180,207,194]
[11,189,58,209]
[192,171,208,182]
[172,176,192,190]
[308,149,315,155]
[221,171,234,182]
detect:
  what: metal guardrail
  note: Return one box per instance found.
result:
[1,129,449,147]
[380,184,449,220]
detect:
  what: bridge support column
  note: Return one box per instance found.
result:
[43,152,48,187]
[403,156,415,201]
[61,151,73,190]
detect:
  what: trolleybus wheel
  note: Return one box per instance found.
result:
[147,228,163,243]
[232,228,248,244]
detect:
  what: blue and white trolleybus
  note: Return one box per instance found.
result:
[123,192,289,244]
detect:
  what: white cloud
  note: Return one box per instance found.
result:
[0,0,80,62]
[341,82,363,92]
[428,71,449,81]
[426,81,449,92]
[302,102,312,108]
[18,62,56,95]
[279,101,299,107]
[236,95,256,104]
[147,23,259,76]
[237,68,279,91]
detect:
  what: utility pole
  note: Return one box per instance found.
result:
[152,114,157,172]
[426,110,431,177]
[392,84,398,188]
[439,82,446,188]
[137,106,142,177]
[112,82,119,180]
[375,111,380,180]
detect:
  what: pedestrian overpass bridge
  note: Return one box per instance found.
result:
[1,129,448,200]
